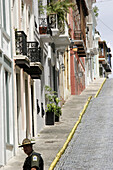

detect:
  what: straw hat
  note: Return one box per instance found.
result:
[19,138,35,147]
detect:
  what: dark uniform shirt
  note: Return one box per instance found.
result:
[23,151,44,170]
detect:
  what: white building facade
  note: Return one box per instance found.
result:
[0,0,14,166]
[85,0,99,86]
[11,0,43,153]
[0,0,108,167]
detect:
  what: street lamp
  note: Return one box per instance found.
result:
[60,63,65,71]
[72,45,78,52]
[66,45,78,53]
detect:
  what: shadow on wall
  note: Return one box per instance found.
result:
[37,99,45,133]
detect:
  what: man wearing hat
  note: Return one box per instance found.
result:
[19,138,44,170]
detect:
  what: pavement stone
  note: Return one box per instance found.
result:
[0,78,105,170]
[55,78,113,170]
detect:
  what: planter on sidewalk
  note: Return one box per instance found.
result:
[55,115,59,122]
[45,85,62,125]
[45,111,55,125]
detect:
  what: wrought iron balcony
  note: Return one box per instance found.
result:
[27,42,41,62]
[74,30,86,57]
[102,61,112,73]
[74,30,86,46]
[24,41,43,79]
[15,31,30,68]
[48,14,70,51]
[48,13,60,37]
[107,47,111,53]
[39,17,53,43]
[15,31,43,78]
[98,41,107,61]
[15,31,27,55]
[48,14,67,35]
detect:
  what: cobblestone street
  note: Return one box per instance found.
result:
[55,78,113,170]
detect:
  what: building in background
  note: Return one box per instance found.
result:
[85,0,98,86]
[98,40,112,77]
[69,0,88,95]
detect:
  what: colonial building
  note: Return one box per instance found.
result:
[0,0,112,167]
[85,0,98,86]
[69,0,89,95]
[11,0,43,153]
[0,0,14,166]
[98,40,112,77]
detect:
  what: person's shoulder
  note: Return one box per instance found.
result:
[32,151,44,164]
[31,151,44,169]
[32,151,41,157]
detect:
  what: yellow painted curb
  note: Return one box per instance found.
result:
[49,96,92,170]
[94,78,107,98]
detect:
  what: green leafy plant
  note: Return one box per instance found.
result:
[38,0,75,31]
[54,97,62,117]
[93,5,99,17]
[46,103,56,113]
[47,0,74,27]
[45,85,62,117]
[45,85,57,102]
[38,0,45,15]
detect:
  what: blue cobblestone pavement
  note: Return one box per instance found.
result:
[55,78,113,170]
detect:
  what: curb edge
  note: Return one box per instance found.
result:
[94,78,107,98]
[49,96,92,170]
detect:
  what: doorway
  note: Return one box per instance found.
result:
[16,73,21,144]
[31,85,34,137]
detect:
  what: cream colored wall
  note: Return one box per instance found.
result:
[12,0,37,154]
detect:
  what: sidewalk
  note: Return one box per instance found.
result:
[0,78,105,170]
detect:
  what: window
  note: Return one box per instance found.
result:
[0,0,1,25]
[5,71,10,143]
[38,0,43,17]
[2,0,6,30]
[2,0,10,34]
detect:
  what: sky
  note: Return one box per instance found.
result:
[94,0,113,76]
[94,0,113,78]
[95,0,113,51]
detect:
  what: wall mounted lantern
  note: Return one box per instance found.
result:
[60,63,65,71]
[73,45,78,52]
[66,44,78,53]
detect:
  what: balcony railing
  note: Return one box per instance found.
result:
[48,13,57,29]
[58,21,65,34]
[74,30,86,47]
[15,31,27,55]
[48,13,65,34]
[27,42,41,62]
[15,31,43,78]
[74,30,82,40]
[39,17,52,36]
[107,48,111,53]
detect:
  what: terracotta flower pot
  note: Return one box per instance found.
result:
[39,27,47,34]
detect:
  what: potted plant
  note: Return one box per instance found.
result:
[46,0,74,22]
[45,85,62,124]
[54,97,62,122]
[45,85,56,125]
[38,0,74,33]
[47,0,74,33]
[39,17,48,34]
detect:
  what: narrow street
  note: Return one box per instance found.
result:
[55,78,113,170]
[0,78,105,170]
[1,0,112,168]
